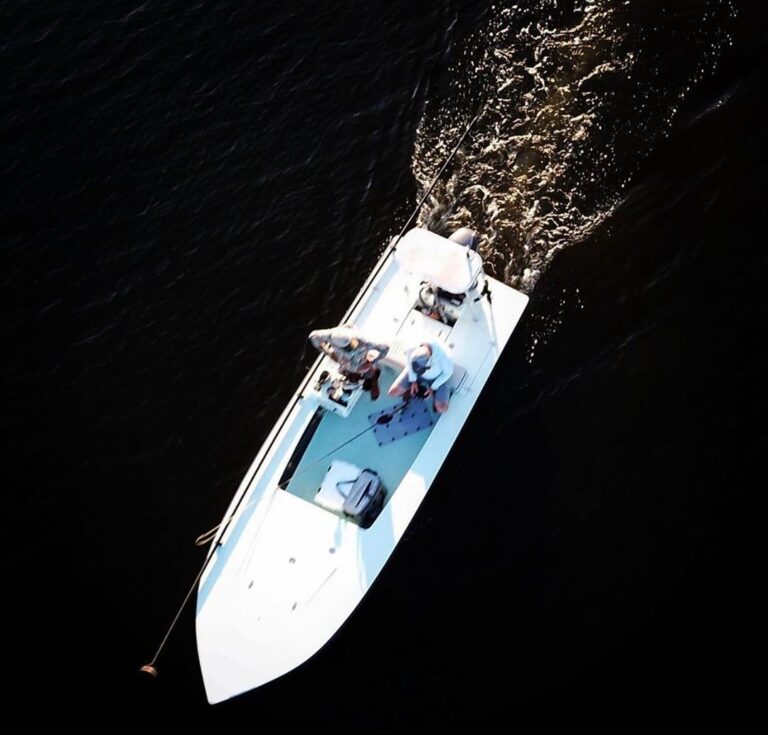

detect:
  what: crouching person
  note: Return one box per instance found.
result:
[388,340,453,414]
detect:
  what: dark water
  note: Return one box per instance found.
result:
[2,0,766,726]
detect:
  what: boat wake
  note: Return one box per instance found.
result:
[413,0,735,292]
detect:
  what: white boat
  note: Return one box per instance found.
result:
[195,226,528,703]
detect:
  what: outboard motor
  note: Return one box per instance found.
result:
[448,227,479,251]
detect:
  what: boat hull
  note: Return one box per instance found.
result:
[195,233,528,703]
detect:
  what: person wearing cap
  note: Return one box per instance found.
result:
[308,325,389,400]
[388,340,454,414]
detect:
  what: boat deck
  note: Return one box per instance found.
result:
[283,365,437,506]
[196,229,530,704]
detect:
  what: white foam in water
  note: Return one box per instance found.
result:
[413,0,735,293]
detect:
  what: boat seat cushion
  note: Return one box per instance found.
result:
[315,459,363,513]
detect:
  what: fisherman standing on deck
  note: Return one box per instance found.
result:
[388,340,454,414]
[308,324,389,400]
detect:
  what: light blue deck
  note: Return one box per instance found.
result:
[285,366,438,505]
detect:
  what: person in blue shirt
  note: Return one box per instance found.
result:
[387,340,454,413]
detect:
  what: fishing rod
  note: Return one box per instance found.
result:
[393,106,485,245]
[227,103,487,534]
[195,399,410,546]
[139,106,486,679]
[342,104,486,325]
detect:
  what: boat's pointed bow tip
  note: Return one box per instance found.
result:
[204,688,231,706]
[201,669,283,706]
[197,645,288,705]
[200,667,252,706]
